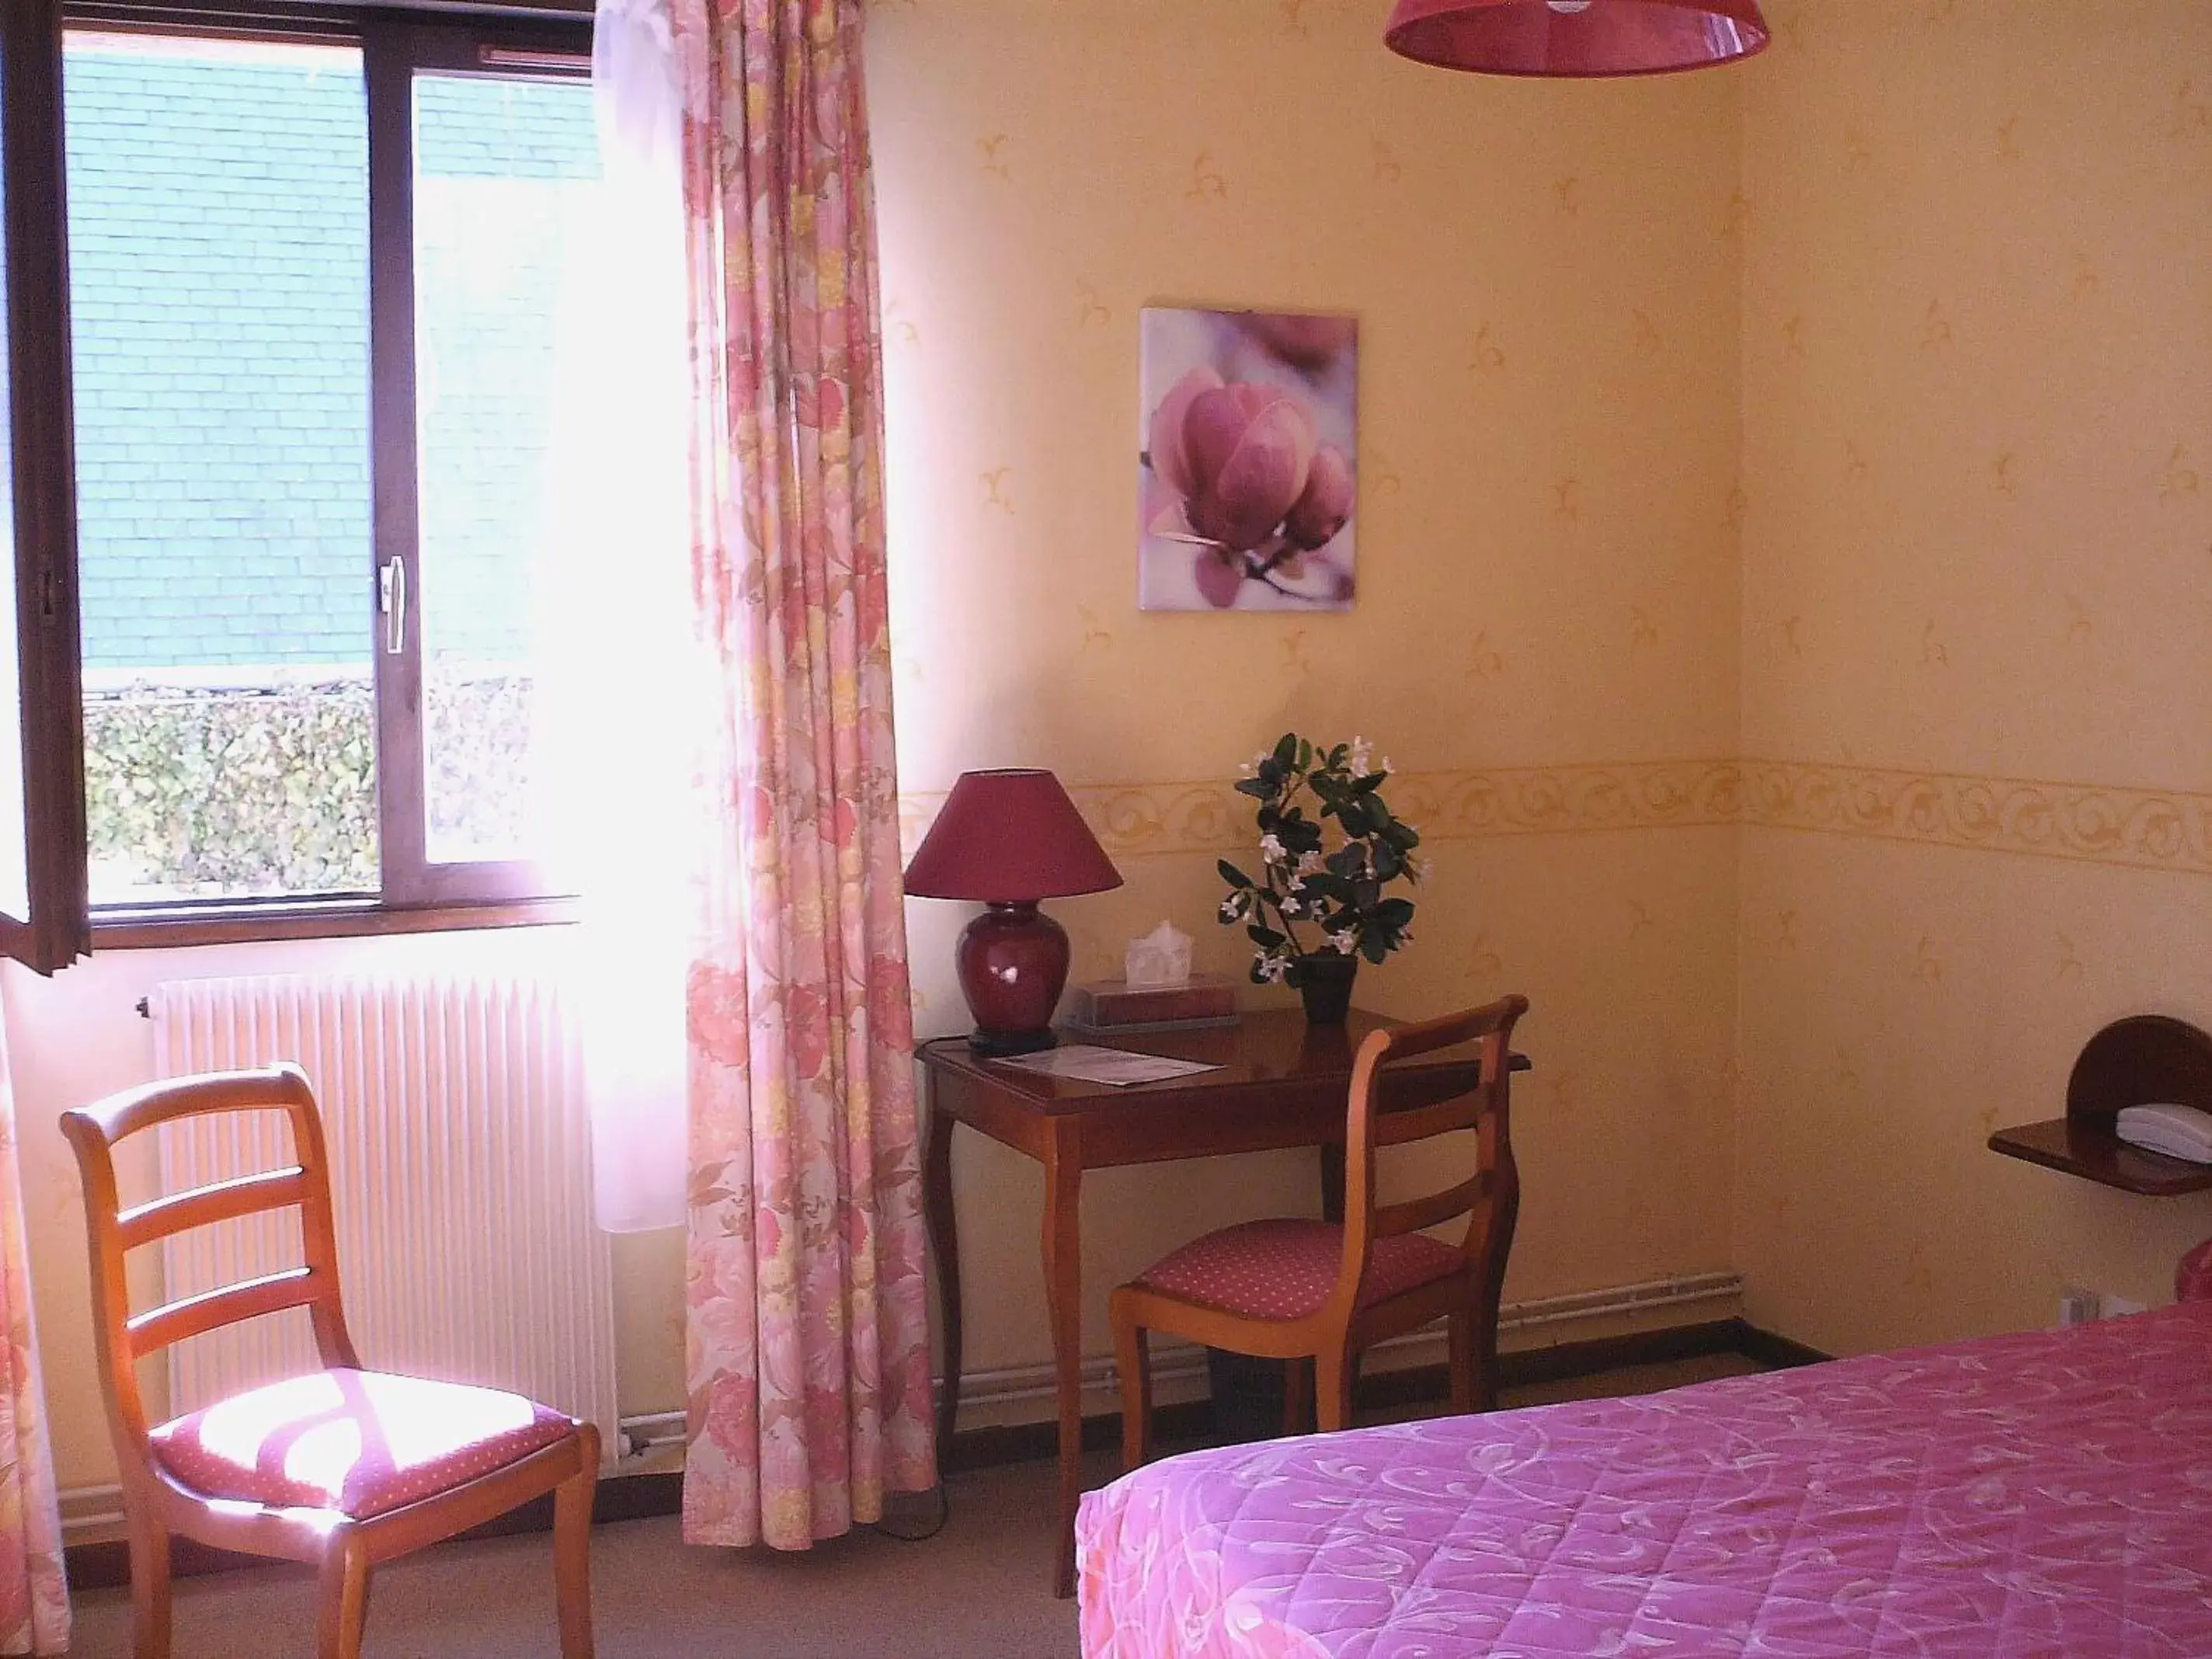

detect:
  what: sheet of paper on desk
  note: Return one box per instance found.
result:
[992,1044,1225,1087]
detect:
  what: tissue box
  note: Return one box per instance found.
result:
[1066,973,1237,1032]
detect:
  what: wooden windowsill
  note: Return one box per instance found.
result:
[91,895,579,950]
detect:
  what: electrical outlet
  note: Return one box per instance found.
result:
[2059,1287,2147,1327]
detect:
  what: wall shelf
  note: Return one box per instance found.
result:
[1988,1014,2212,1197]
[1987,1117,2212,1197]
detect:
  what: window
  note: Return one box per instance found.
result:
[0,5,595,964]
[68,33,377,907]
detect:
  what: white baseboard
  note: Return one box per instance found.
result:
[944,1269,1742,1428]
[58,1270,1743,1542]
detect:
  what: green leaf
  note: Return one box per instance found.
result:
[1218,859,1254,889]
[1234,777,1274,801]
[1273,732,1299,768]
[1361,932,1392,965]
[1247,923,1285,948]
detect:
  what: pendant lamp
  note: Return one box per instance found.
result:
[1385,0,1769,78]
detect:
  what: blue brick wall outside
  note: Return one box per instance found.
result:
[64,48,599,673]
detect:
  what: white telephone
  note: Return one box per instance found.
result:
[2114,1103,2212,1165]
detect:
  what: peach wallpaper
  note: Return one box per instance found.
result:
[1734,0,2212,1354]
[869,0,1748,1385]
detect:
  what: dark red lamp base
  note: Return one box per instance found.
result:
[956,902,1069,1056]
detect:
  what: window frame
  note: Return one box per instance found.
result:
[367,17,591,909]
[0,0,92,976]
[3,2,596,959]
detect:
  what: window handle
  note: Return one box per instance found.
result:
[379,558,408,656]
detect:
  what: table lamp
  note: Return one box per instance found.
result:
[904,769,1124,1056]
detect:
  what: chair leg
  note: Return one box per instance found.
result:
[1448,1310,1478,1414]
[315,1531,371,1659]
[1282,1356,1313,1437]
[1316,1345,1355,1433]
[554,1433,600,1659]
[1112,1299,1152,1472]
[127,1515,172,1659]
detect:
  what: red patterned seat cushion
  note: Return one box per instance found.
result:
[1134,1218,1463,1321]
[150,1368,576,1520]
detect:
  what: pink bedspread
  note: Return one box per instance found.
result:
[1076,1302,2212,1657]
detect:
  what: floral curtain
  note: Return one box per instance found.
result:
[0,1031,68,1653]
[668,0,937,1546]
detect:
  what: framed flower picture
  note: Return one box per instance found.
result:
[1139,306,1358,612]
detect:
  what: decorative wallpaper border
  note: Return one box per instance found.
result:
[900,760,1743,863]
[1741,760,2212,878]
[902,757,2212,878]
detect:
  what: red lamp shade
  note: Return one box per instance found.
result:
[904,770,1122,1056]
[1385,0,1769,77]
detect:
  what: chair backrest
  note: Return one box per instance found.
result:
[59,1065,360,1465]
[1333,995,1529,1309]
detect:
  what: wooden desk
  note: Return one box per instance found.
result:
[918,1007,1530,1595]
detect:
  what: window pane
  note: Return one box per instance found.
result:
[65,34,374,905]
[412,71,598,867]
[0,45,30,920]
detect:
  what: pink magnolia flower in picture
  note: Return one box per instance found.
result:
[1139,307,1358,612]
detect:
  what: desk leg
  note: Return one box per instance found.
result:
[923,1096,962,1476]
[1475,1146,1520,1414]
[1043,1120,1083,1599]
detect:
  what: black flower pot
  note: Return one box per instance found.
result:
[1289,952,1358,1024]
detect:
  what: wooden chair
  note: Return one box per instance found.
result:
[61,1065,600,1659]
[1111,995,1528,1466]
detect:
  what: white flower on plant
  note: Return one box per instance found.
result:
[1259,833,1288,866]
[1295,850,1327,877]
[1257,954,1289,983]
[1347,736,1373,776]
[1329,928,1358,954]
[1279,892,1304,917]
[1218,896,1242,922]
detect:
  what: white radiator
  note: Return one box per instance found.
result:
[148,972,619,1459]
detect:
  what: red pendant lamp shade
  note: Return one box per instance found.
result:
[1385,0,1769,77]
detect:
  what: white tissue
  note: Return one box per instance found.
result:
[1125,921,1194,989]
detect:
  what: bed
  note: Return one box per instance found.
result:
[1076,1296,2212,1657]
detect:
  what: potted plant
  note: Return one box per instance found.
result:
[1216,733,1423,1022]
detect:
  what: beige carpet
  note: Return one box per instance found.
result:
[65,1355,1760,1657]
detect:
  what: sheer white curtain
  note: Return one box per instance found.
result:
[536,0,693,1232]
